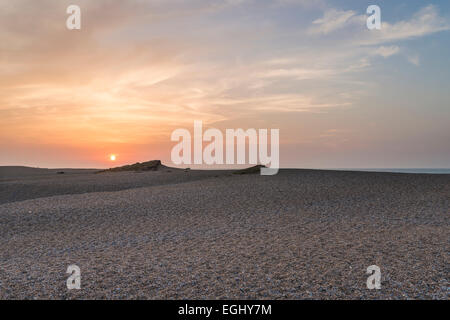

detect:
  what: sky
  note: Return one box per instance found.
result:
[1,0,449,169]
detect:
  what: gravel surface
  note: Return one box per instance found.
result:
[0,168,225,204]
[0,169,448,299]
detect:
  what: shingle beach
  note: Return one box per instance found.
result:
[0,168,448,299]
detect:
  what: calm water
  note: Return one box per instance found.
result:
[345,168,450,174]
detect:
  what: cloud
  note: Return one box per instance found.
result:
[361,5,450,45]
[407,55,420,66]
[307,4,449,45]
[373,46,400,58]
[304,4,448,69]
[308,9,358,35]
[258,68,335,80]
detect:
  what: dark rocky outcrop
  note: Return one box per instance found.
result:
[97,160,164,173]
[233,165,266,175]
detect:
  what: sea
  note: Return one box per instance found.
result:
[341,168,450,174]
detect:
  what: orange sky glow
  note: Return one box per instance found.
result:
[1,1,449,169]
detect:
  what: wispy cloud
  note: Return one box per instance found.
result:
[407,55,420,66]
[373,46,400,58]
[308,9,359,35]
[361,5,450,45]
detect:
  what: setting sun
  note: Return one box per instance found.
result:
[110,154,116,161]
